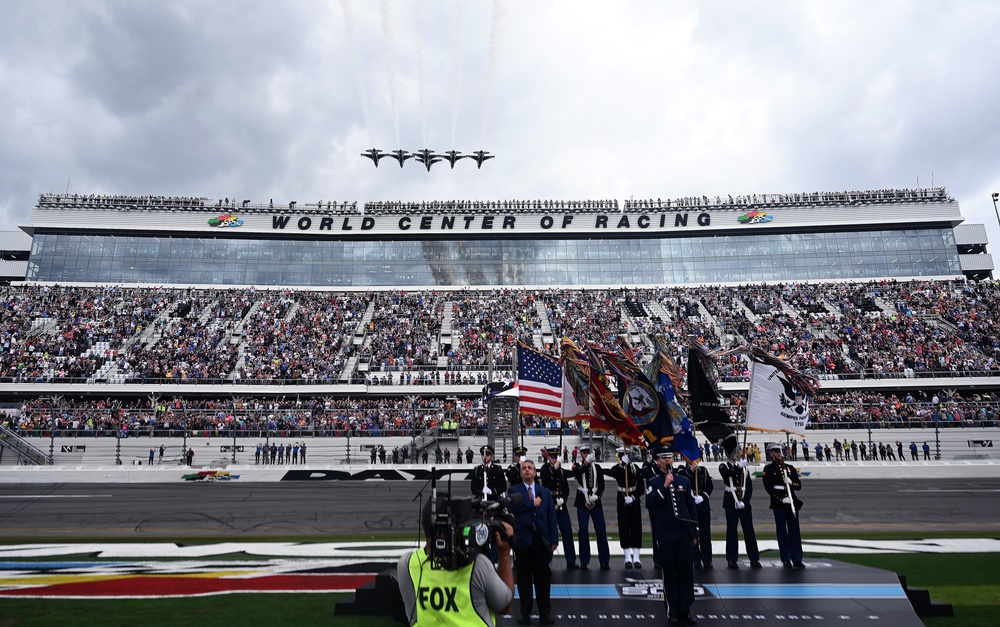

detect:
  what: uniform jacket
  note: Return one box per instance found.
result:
[471,463,508,501]
[571,460,605,508]
[676,464,713,511]
[718,462,754,509]
[761,460,803,512]
[644,471,698,539]
[538,461,571,513]
[607,461,645,506]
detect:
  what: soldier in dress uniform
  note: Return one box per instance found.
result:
[761,442,804,569]
[608,445,644,568]
[719,451,761,569]
[539,445,578,570]
[676,458,713,569]
[506,445,527,487]
[640,446,664,568]
[471,444,508,504]
[571,444,611,570]
[645,445,699,625]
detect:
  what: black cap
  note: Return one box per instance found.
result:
[480,444,495,456]
[513,446,527,457]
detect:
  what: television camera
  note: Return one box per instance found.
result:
[429,493,519,570]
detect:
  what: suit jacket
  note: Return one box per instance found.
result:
[507,481,558,549]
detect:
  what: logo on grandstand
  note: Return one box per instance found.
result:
[208,214,243,228]
[737,210,773,224]
[182,471,241,482]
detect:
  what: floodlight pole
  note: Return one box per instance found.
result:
[992,192,1000,230]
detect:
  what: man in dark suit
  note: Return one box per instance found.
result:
[507,459,558,625]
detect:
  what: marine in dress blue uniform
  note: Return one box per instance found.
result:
[645,446,699,625]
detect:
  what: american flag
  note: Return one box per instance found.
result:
[517,343,563,418]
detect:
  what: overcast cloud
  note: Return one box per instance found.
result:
[2,0,1000,247]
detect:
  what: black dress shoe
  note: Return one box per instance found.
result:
[599,563,611,570]
[566,563,580,570]
[624,561,633,569]
[540,615,556,625]
[633,560,643,568]
[703,562,713,570]
[782,561,793,569]
[580,564,588,571]
[518,615,532,625]
[750,561,762,569]
[667,616,680,625]
[727,560,738,569]
[792,561,805,569]
[679,613,699,625]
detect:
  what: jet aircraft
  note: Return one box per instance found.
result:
[387,149,413,168]
[468,150,495,169]
[413,149,443,172]
[440,150,466,169]
[361,148,390,167]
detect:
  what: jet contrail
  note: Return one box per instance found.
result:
[338,0,374,146]
[450,0,465,147]
[481,0,508,146]
[380,0,401,148]
[413,2,427,147]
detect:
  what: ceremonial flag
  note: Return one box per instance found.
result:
[746,361,811,435]
[687,343,738,457]
[561,339,643,445]
[517,343,562,419]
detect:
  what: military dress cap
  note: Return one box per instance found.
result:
[545,446,561,456]
[513,446,527,457]
[615,446,626,454]
[650,444,674,459]
[766,442,782,452]
[578,444,592,454]
[480,444,495,456]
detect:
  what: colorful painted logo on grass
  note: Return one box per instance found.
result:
[208,214,243,227]
[181,470,240,482]
[737,210,773,224]
[0,560,375,598]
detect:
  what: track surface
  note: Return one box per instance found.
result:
[1,478,998,538]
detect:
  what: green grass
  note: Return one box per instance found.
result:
[1,550,996,626]
[829,553,1000,627]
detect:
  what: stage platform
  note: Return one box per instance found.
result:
[497,557,926,626]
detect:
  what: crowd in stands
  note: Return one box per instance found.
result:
[363,199,620,215]
[623,187,952,211]
[35,193,358,215]
[7,388,997,441]
[2,279,1000,388]
[38,193,207,211]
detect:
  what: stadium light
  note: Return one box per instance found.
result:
[993,192,1000,229]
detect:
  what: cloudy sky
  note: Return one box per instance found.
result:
[2,0,1000,245]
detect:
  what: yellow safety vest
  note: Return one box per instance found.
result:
[406,550,491,626]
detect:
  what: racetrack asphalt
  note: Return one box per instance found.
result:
[1,477,998,539]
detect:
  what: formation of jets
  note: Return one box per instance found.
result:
[361,149,494,171]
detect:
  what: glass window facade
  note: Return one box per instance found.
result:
[25,228,960,287]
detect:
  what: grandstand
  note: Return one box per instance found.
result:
[1,187,998,466]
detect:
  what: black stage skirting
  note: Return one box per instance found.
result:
[501,557,924,627]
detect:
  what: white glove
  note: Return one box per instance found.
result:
[621,454,629,464]
[556,497,565,507]
[624,496,634,505]
[739,459,747,468]
[694,495,705,505]
[586,494,598,505]
[781,497,792,504]
[482,486,492,497]
[736,501,745,510]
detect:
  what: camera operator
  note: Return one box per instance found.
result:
[397,499,514,626]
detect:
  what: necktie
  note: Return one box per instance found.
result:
[528,484,534,500]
